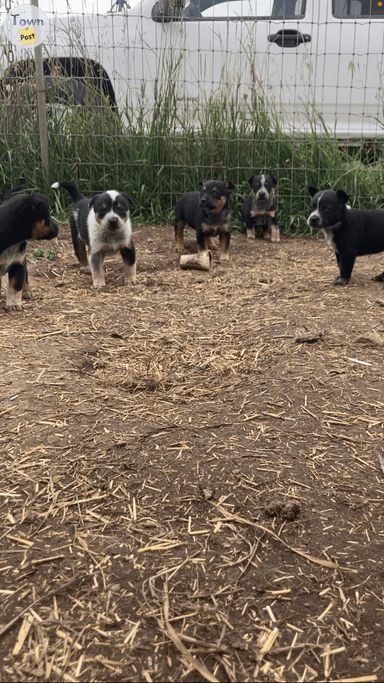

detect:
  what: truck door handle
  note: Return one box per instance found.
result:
[268,30,311,48]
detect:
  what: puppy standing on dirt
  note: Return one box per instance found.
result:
[240,174,280,242]
[0,183,58,310]
[308,186,384,286]
[52,181,136,288]
[174,180,234,261]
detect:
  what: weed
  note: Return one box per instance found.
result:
[27,246,58,262]
[46,246,58,260]
[29,248,45,261]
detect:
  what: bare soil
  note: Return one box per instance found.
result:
[0,224,384,683]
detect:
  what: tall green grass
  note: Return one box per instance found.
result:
[1,72,384,234]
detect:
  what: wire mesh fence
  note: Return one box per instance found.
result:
[1,0,384,230]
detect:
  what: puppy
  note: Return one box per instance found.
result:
[52,181,136,288]
[240,174,280,242]
[174,180,234,261]
[0,187,58,310]
[308,186,384,286]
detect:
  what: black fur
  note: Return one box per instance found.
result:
[308,186,384,286]
[0,184,58,310]
[174,180,234,260]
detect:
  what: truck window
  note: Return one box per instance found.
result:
[183,0,306,19]
[333,0,384,17]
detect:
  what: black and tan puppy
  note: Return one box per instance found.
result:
[240,174,279,242]
[308,186,384,286]
[174,180,235,261]
[52,181,136,288]
[0,187,58,310]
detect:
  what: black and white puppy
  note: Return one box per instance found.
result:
[308,186,384,286]
[240,174,280,242]
[52,181,136,288]
[0,184,58,310]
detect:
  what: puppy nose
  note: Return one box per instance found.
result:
[200,197,207,205]
[258,191,265,199]
[309,215,319,226]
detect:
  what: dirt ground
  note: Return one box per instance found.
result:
[0,222,384,683]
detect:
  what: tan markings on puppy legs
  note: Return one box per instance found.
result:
[246,228,254,239]
[22,278,32,299]
[206,236,218,251]
[219,232,230,261]
[270,224,280,243]
[175,220,185,253]
[123,260,137,286]
[77,240,90,272]
[198,241,209,253]
[6,277,23,311]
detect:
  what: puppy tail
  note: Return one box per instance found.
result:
[51,181,85,204]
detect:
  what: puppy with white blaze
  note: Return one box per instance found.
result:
[52,181,136,288]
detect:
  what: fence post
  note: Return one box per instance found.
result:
[30,0,49,175]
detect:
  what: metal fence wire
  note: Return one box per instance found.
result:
[1,0,384,230]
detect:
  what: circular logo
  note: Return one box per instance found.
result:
[4,4,49,49]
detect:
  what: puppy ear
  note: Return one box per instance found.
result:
[336,190,349,204]
[200,180,206,189]
[272,175,278,184]
[225,180,234,192]
[89,192,103,210]
[247,175,255,186]
[308,186,319,197]
[120,193,133,206]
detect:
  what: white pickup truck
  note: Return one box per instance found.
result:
[2,0,384,138]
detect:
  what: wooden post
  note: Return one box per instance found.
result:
[30,0,49,175]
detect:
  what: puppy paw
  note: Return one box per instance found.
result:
[80,266,91,273]
[6,304,23,311]
[22,292,33,300]
[219,253,230,262]
[333,277,349,286]
[92,283,105,290]
[124,279,137,286]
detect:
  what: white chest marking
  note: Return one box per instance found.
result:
[322,227,338,252]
